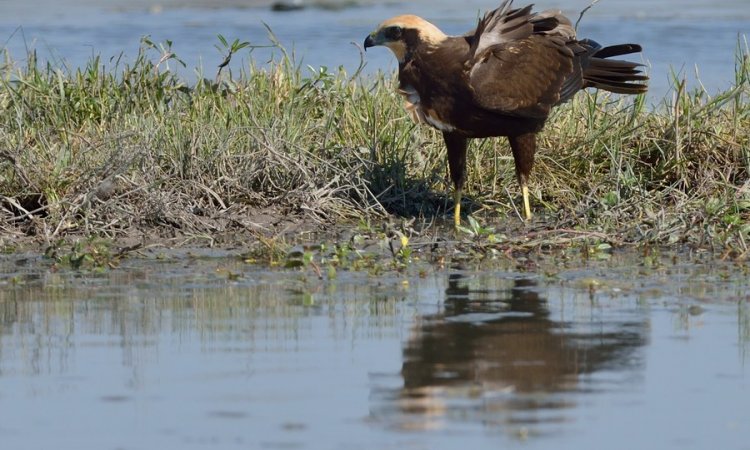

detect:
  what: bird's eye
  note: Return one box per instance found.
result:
[384,26,403,40]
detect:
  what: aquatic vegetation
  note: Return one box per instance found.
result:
[458,215,502,244]
[0,36,748,258]
[44,237,119,270]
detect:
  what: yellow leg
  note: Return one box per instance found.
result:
[522,185,532,221]
[453,188,462,228]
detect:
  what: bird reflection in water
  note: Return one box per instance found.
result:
[373,270,648,434]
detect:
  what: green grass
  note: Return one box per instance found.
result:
[1,36,749,256]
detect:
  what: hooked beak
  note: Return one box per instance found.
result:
[363,33,379,51]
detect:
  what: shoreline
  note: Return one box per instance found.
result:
[1,45,748,262]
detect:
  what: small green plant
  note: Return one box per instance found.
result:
[583,241,613,260]
[44,238,116,270]
[283,245,318,269]
[397,233,412,264]
[601,191,619,208]
[214,34,252,82]
[140,36,186,73]
[458,215,503,244]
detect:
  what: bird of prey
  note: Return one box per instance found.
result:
[364,0,647,227]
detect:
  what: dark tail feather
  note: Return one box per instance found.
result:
[593,43,642,59]
[584,42,649,95]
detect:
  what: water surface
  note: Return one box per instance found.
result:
[0,250,748,449]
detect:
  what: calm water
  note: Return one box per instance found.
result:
[2,0,749,101]
[0,250,748,449]
[1,2,750,446]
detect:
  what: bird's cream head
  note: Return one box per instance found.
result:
[364,15,447,62]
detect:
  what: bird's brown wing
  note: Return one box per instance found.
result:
[469,1,575,54]
[467,1,534,54]
[468,35,574,119]
[466,1,577,118]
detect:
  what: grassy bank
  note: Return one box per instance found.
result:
[1,37,749,258]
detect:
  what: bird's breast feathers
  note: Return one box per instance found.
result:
[397,84,456,132]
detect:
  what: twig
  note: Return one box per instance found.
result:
[575,0,601,31]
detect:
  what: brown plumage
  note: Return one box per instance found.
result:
[364,0,648,227]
